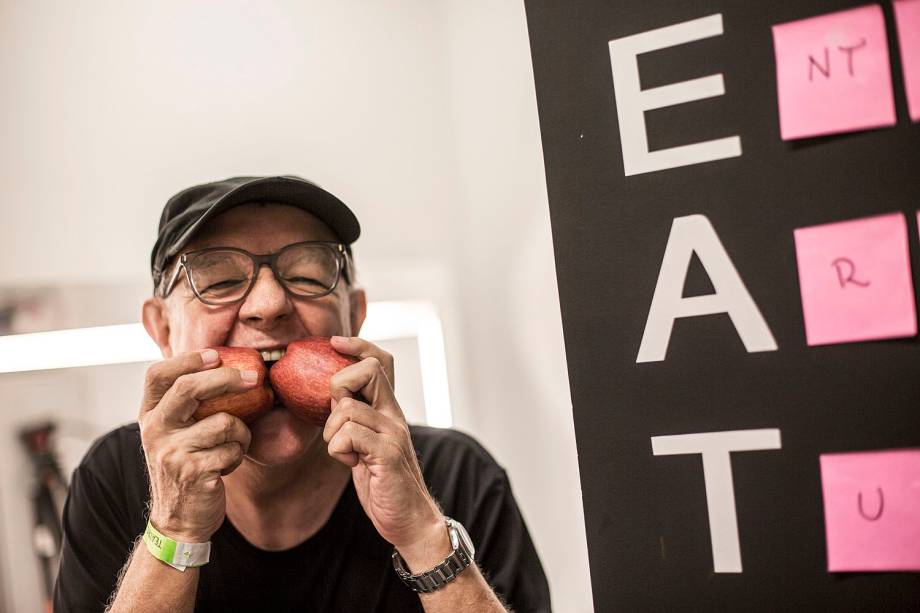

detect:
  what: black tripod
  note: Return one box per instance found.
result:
[20,422,68,613]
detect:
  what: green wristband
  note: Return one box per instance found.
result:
[143,521,211,571]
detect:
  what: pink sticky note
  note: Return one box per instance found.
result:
[793,212,916,346]
[894,0,920,121]
[820,449,920,572]
[772,4,897,140]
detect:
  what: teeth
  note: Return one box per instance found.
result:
[260,348,286,362]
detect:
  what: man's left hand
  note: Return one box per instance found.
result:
[323,335,449,571]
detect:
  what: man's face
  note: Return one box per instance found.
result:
[142,202,366,466]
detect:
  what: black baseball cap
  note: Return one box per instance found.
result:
[150,175,361,290]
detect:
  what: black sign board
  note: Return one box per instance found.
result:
[524,0,920,609]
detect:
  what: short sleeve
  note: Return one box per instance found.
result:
[53,457,140,612]
[469,469,551,613]
[412,426,552,613]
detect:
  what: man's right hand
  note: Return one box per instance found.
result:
[138,348,256,543]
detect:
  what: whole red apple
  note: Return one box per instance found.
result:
[193,346,274,424]
[269,337,358,426]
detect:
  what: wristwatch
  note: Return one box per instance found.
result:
[392,517,475,593]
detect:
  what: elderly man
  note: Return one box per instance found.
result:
[52,176,550,612]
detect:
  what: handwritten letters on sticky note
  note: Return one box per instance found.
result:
[772,4,897,140]
[793,212,916,346]
[605,8,920,582]
[820,449,920,572]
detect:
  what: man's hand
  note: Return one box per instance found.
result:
[138,349,256,543]
[323,336,450,570]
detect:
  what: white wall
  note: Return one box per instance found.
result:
[434,2,593,611]
[0,0,456,286]
[0,2,592,611]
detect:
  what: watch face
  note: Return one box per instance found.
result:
[449,518,476,559]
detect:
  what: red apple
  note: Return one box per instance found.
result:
[269,337,358,426]
[193,347,274,424]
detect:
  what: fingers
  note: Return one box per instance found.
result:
[140,349,220,414]
[323,397,423,484]
[327,420,399,468]
[180,412,252,454]
[152,366,260,427]
[138,350,258,542]
[329,356,404,423]
[330,336,395,390]
[322,396,401,445]
[196,441,247,476]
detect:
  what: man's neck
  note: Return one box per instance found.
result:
[221,446,352,550]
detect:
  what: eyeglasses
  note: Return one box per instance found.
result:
[159,241,350,305]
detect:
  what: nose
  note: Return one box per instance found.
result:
[237,264,293,327]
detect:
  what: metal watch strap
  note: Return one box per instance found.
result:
[392,517,475,593]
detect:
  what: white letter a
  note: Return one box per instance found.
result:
[637,215,777,363]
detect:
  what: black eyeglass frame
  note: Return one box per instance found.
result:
[158,241,351,305]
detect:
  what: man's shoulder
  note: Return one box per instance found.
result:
[408,425,507,495]
[77,422,144,480]
[409,425,497,462]
[67,422,149,536]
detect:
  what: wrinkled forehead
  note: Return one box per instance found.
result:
[184,202,340,254]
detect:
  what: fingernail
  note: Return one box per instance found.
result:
[201,349,219,365]
[240,370,259,384]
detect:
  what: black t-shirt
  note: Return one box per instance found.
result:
[53,423,551,612]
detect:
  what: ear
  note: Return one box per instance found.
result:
[142,297,173,358]
[348,287,367,337]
